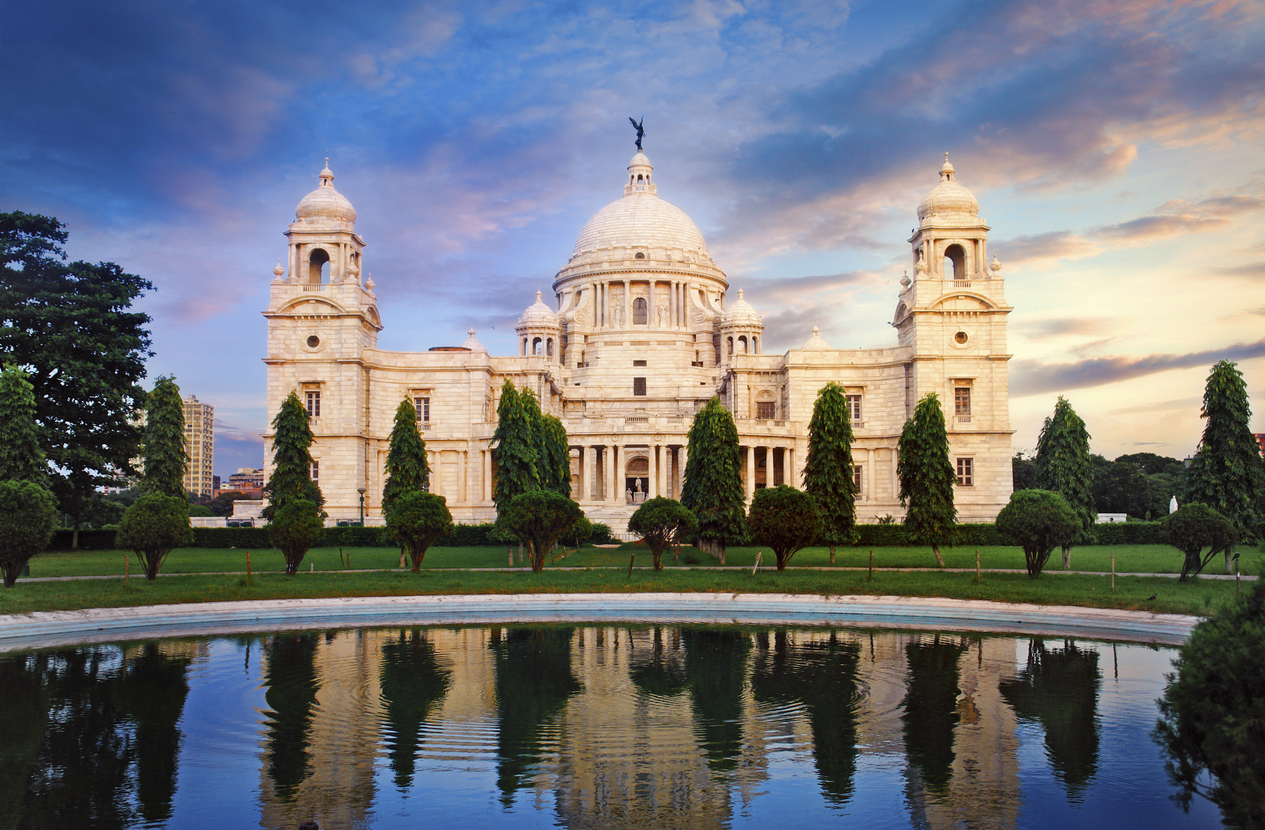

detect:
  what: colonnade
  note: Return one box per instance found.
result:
[589,278,694,329]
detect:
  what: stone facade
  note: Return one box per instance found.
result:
[264,153,1013,530]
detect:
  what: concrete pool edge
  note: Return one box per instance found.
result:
[0,593,1200,651]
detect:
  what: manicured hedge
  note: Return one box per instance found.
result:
[1092,521,1164,545]
[48,529,119,550]
[190,527,273,548]
[849,521,1164,547]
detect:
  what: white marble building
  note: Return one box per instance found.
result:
[263,151,1013,530]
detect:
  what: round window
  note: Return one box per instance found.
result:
[634,251,645,259]
[307,335,320,348]
[954,331,969,344]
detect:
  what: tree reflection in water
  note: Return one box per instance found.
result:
[491,627,581,805]
[628,626,688,698]
[262,633,321,801]
[999,639,1101,799]
[902,634,969,799]
[681,628,750,775]
[0,644,190,828]
[751,630,863,804]
[379,629,452,791]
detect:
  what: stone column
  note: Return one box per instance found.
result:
[648,444,658,498]
[648,278,657,328]
[430,451,441,497]
[614,445,625,502]
[585,446,597,501]
[786,446,797,488]
[678,445,688,496]
[458,449,467,503]
[623,279,631,329]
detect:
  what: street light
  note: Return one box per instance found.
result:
[357,487,366,527]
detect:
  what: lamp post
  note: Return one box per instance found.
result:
[357,487,366,526]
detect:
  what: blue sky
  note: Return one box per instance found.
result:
[3,0,1263,478]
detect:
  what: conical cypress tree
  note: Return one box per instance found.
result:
[1185,360,1262,565]
[803,382,857,563]
[1033,396,1095,568]
[680,397,746,563]
[492,379,539,517]
[897,393,956,567]
[539,414,571,497]
[140,376,186,498]
[383,399,430,513]
[263,391,323,520]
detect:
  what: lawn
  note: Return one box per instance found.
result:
[1,541,1256,618]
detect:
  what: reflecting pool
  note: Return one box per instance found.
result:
[1,625,1220,829]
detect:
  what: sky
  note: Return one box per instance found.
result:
[3,0,1263,479]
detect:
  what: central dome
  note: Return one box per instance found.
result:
[570,152,710,257]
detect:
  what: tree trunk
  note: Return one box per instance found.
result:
[829,544,836,564]
[932,544,945,568]
[144,554,160,580]
[411,548,424,573]
[398,547,407,568]
[1061,545,1071,570]
[2,562,18,588]
[1225,548,1235,574]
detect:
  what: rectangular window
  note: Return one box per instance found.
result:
[633,377,646,396]
[756,401,775,420]
[305,391,320,418]
[414,396,430,423]
[309,461,319,482]
[954,385,971,417]
[853,465,863,491]
[956,457,974,487]
[633,360,647,367]
[846,394,862,422]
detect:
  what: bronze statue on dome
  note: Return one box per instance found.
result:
[629,117,644,152]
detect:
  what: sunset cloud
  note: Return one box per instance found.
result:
[1011,339,1265,396]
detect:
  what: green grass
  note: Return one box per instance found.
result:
[22,542,1262,578]
[1,541,1255,618]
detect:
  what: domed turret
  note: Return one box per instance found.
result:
[719,288,764,361]
[516,291,562,362]
[294,160,357,230]
[461,327,488,354]
[916,154,979,226]
[801,325,831,350]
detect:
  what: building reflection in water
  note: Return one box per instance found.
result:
[7,625,1154,829]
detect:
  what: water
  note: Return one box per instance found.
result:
[0,625,1222,829]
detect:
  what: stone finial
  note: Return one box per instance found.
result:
[990,254,1003,275]
[365,272,375,290]
[272,260,285,282]
[900,269,911,288]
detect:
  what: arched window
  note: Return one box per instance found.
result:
[546,338,554,358]
[632,297,648,324]
[944,244,966,280]
[727,336,734,356]
[738,336,748,354]
[752,336,759,355]
[532,337,542,356]
[308,248,330,284]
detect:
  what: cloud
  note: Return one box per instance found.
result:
[1212,262,1265,279]
[994,231,1102,267]
[1092,193,1265,244]
[1023,317,1119,338]
[1011,338,1265,396]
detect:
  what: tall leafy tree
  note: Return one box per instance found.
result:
[628,497,697,571]
[680,397,746,563]
[897,393,956,567]
[0,365,47,482]
[0,365,57,587]
[262,391,323,521]
[1033,396,1096,569]
[383,398,430,512]
[1184,360,1261,568]
[140,376,186,498]
[995,489,1081,579]
[539,413,572,497]
[385,491,454,573]
[1,212,153,546]
[491,379,538,516]
[802,382,857,563]
[498,490,583,572]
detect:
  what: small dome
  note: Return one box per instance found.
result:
[722,289,762,327]
[801,325,831,350]
[461,327,487,354]
[917,154,978,222]
[295,161,357,230]
[519,291,560,327]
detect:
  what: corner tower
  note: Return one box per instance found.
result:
[263,162,383,511]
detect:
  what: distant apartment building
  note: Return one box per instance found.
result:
[183,395,215,497]
[1255,433,1265,457]
[226,467,265,498]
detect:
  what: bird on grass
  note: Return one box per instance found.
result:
[1146,593,1157,601]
